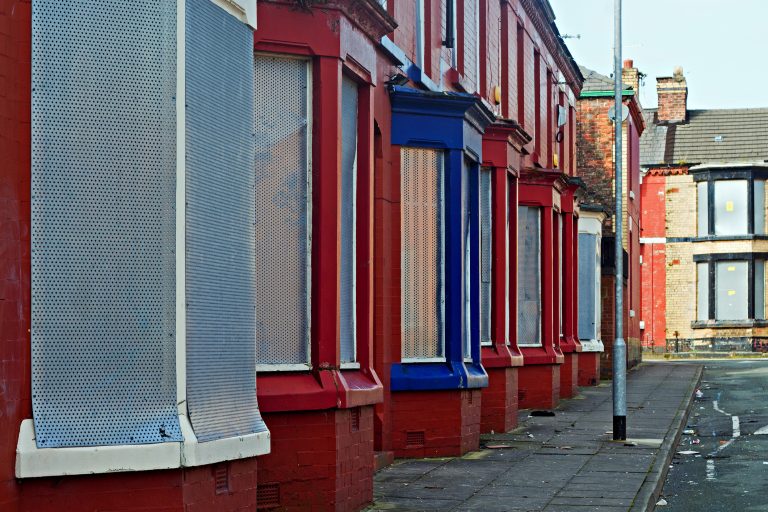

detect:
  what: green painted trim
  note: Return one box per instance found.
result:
[580,90,634,98]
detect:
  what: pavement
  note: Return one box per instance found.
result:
[369,362,703,512]
[659,360,768,511]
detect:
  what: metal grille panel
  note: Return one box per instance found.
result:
[339,76,358,363]
[401,148,444,360]
[479,168,492,345]
[517,206,542,346]
[185,0,266,441]
[31,0,180,447]
[462,158,472,358]
[254,55,311,366]
[577,233,597,340]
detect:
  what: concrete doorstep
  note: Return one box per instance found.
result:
[369,362,703,512]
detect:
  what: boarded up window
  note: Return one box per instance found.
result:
[185,0,266,441]
[518,206,541,346]
[479,168,493,345]
[714,180,748,236]
[697,182,708,236]
[339,76,358,364]
[254,55,311,367]
[715,261,747,320]
[31,0,180,448]
[578,233,598,340]
[697,262,709,321]
[401,148,445,360]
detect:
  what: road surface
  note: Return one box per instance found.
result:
[660,360,768,511]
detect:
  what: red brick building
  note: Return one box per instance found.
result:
[576,61,645,375]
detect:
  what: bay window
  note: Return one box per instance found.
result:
[518,206,542,346]
[25,0,267,476]
[695,254,767,323]
[694,168,767,237]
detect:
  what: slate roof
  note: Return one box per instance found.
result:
[579,66,631,94]
[640,108,768,167]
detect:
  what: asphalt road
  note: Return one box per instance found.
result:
[660,360,768,511]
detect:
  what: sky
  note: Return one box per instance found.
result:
[548,0,768,110]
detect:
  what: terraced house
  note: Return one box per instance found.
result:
[640,67,768,353]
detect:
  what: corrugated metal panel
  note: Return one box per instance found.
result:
[578,233,597,340]
[31,0,180,447]
[185,0,266,441]
[517,206,541,346]
[339,76,358,363]
[505,175,512,344]
[479,168,492,345]
[254,55,311,366]
[401,148,445,360]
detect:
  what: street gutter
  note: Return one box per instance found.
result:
[630,364,704,512]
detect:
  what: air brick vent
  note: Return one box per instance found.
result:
[214,463,229,495]
[406,430,425,448]
[257,483,281,509]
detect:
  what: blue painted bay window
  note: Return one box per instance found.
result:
[389,86,494,391]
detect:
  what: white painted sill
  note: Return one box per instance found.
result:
[579,339,605,353]
[15,416,270,478]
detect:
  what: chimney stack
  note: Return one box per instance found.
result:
[656,66,688,123]
[621,59,640,94]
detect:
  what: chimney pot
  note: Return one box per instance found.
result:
[623,59,634,69]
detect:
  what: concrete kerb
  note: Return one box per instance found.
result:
[629,364,703,512]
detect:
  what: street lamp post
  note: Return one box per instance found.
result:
[612,0,627,441]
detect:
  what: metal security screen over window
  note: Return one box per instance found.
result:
[254,55,311,367]
[31,0,180,447]
[714,180,748,236]
[462,159,472,359]
[340,76,358,364]
[479,168,492,346]
[185,0,266,441]
[716,261,748,320]
[558,215,564,336]
[518,206,542,346]
[506,176,512,344]
[697,182,708,236]
[578,233,597,340]
[401,148,445,360]
[697,262,709,321]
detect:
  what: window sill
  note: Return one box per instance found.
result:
[691,320,768,329]
[390,360,488,391]
[578,339,605,353]
[692,235,768,242]
[15,417,270,478]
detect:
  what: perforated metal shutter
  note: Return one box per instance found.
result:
[340,76,358,364]
[184,0,265,441]
[517,206,541,346]
[31,0,180,448]
[479,168,492,346]
[254,55,311,367]
[505,175,512,344]
[578,233,597,340]
[401,148,445,360]
[462,158,472,359]
[558,215,564,336]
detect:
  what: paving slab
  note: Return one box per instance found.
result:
[368,362,702,512]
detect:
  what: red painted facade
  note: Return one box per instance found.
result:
[252,2,394,510]
[1,0,592,510]
[640,174,667,351]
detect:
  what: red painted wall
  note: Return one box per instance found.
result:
[640,174,667,350]
[0,0,31,508]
